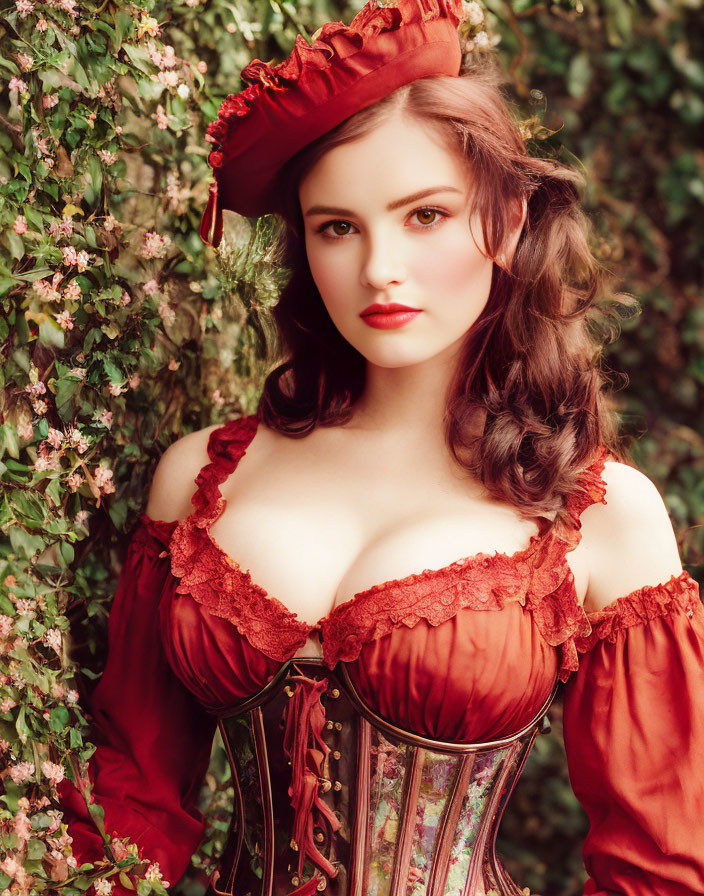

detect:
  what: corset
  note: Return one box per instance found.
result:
[206,659,557,896]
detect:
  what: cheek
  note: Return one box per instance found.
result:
[410,224,492,298]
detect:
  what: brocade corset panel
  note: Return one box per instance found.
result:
[208,659,557,896]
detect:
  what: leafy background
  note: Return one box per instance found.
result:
[0,0,702,892]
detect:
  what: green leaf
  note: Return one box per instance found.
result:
[119,872,135,890]
[0,424,20,460]
[39,316,66,350]
[85,155,103,206]
[27,838,47,860]
[49,706,70,731]
[5,232,24,261]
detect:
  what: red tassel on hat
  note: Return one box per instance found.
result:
[200,179,223,248]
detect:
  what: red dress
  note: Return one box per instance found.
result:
[57,413,704,895]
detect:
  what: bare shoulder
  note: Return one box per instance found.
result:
[578,459,684,614]
[145,423,223,523]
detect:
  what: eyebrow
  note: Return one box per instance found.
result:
[303,186,464,218]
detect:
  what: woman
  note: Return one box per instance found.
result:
[57,0,704,894]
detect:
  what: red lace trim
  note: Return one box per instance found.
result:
[320,446,615,680]
[169,414,312,662]
[574,569,702,653]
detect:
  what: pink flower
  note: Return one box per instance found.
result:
[103,214,118,232]
[33,278,61,302]
[110,838,130,861]
[26,380,46,396]
[42,628,63,656]
[0,698,17,713]
[0,856,21,880]
[59,216,74,238]
[15,0,34,16]
[8,761,34,784]
[197,61,207,74]
[94,466,115,494]
[56,310,74,330]
[58,0,78,17]
[107,382,123,397]
[145,863,166,884]
[167,358,180,371]
[158,300,175,325]
[0,616,12,638]
[0,738,9,752]
[51,681,68,699]
[16,52,34,72]
[155,104,169,130]
[93,878,114,896]
[32,398,48,416]
[157,70,179,88]
[47,427,63,448]
[13,215,28,235]
[100,410,113,427]
[9,76,29,94]
[41,760,65,785]
[212,389,225,408]
[63,280,81,301]
[141,230,170,259]
[143,278,159,295]
[16,598,36,615]
[61,246,78,267]
[43,94,59,109]
[67,471,82,491]
[121,290,131,305]
[35,16,48,30]
[97,149,117,166]
[14,812,32,843]
[75,249,91,272]
[67,688,79,703]
[128,373,141,389]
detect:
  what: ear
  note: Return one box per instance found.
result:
[496,195,528,271]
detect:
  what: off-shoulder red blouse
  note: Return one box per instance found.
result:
[57,413,704,895]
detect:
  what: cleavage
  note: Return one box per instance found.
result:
[207,498,544,628]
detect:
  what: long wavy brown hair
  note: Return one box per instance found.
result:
[255,53,635,520]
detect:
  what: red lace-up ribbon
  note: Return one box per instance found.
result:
[282,673,341,895]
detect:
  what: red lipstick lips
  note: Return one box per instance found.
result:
[360,302,422,330]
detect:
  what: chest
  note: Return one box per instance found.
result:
[207,425,590,634]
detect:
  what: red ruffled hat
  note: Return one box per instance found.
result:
[200,0,468,247]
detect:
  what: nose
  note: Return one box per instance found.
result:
[359,229,406,291]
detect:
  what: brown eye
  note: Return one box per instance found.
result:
[416,209,438,225]
[330,221,351,236]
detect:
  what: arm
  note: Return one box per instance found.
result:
[562,461,704,894]
[59,427,221,891]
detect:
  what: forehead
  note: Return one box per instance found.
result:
[299,112,470,206]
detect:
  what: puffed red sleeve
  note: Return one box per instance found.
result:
[562,569,704,895]
[57,516,218,891]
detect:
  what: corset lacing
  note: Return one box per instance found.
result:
[282,672,341,895]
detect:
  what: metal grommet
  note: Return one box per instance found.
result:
[290,839,298,851]
[334,721,343,731]
[325,720,334,730]
[284,685,295,697]
[332,750,341,760]
[329,688,340,699]
[291,875,300,887]
[314,830,325,843]
[333,780,342,791]
[317,880,327,892]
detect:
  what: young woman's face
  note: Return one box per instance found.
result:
[299,110,495,370]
